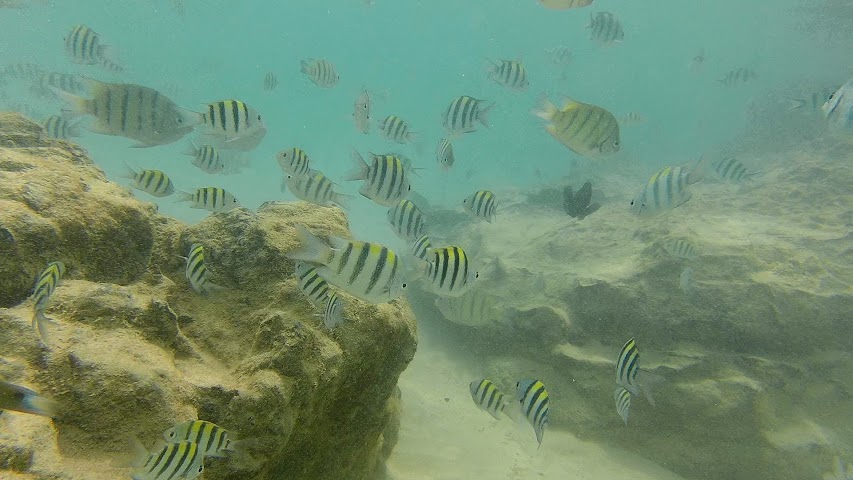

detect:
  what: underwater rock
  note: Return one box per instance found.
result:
[0,113,417,480]
[563,181,601,219]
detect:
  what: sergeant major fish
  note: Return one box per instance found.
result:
[435,289,497,328]
[516,379,549,448]
[630,159,706,217]
[181,243,224,295]
[718,67,757,87]
[442,95,494,137]
[294,261,332,307]
[42,115,81,140]
[284,170,351,210]
[822,78,853,132]
[64,24,120,69]
[533,96,620,159]
[616,338,664,406]
[163,420,236,457]
[195,100,267,151]
[411,234,432,261]
[0,380,58,418]
[122,165,175,197]
[421,246,477,297]
[711,157,757,182]
[436,138,455,171]
[263,72,278,91]
[322,291,344,330]
[387,199,427,242]
[183,143,224,174]
[300,59,338,88]
[614,386,631,426]
[486,59,528,92]
[276,147,311,177]
[463,190,497,223]
[586,12,624,46]
[31,261,65,343]
[469,378,509,420]
[379,115,417,144]
[353,89,371,134]
[175,187,240,213]
[129,440,205,480]
[347,151,412,207]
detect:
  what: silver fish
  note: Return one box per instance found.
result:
[354,89,371,134]
[176,187,240,213]
[516,379,549,448]
[823,78,853,131]
[469,379,509,420]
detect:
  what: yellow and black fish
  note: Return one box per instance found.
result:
[462,190,497,223]
[31,261,65,342]
[122,165,175,197]
[534,96,620,159]
[469,378,509,420]
[276,147,311,177]
[176,187,240,213]
[386,199,427,242]
[516,379,549,447]
[422,246,477,297]
[163,420,236,457]
[300,59,338,88]
[182,243,223,295]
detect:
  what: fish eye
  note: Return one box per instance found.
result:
[475,272,479,279]
[198,465,204,473]
[630,200,635,206]
[257,115,262,121]
[402,283,407,288]
[176,117,183,124]
[168,431,175,438]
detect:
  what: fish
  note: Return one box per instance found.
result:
[538,0,593,9]
[99,57,124,73]
[196,100,267,151]
[516,379,549,448]
[822,79,853,131]
[616,338,663,406]
[263,72,278,91]
[51,79,197,148]
[130,441,205,480]
[64,24,117,66]
[411,234,432,261]
[183,143,224,174]
[276,147,311,176]
[294,261,331,307]
[718,67,757,87]
[286,225,407,304]
[679,267,696,295]
[379,115,417,144]
[0,380,58,417]
[32,72,86,97]
[469,379,509,420]
[284,170,351,210]
[182,243,223,295]
[619,112,645,126]
[386,199,427,242]
[42,115,81,140]
[346,151,411,207]
[824,457,853,480]
[300,59,338,88]
[630,160,706,217]
[323,291,344,330]
[175,187,240,213]
[614,386,631,426]
[442,95,494,137]
[1,63,44,80]
[486,59,528,91]
[462,190,497,223]
[711,157,757,182]
[688,49,705,74]
[122,165,175,197]
[436,138,455,171]
[787,86,837,113]
[586,12,624,46]
[434,289,497,327]
[545,46,573,67]
[353,89,371,134]
[163,420,236,457]
[421,246,477,297]
[31,261,66,342]
[663,238,698,260]
[533,96,620,158]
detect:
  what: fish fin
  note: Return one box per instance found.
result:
[49,86,88,118]
[532,95,558,121]
[173,190,194,203]
[487,409,502,421]
[405,258,428,283]
[331,192,353,211]
[181,140,198,157]
[686,154,709,184]
[120,162,138,180]
[31,311,53,345]
[785,97,806,112]
[280,175,289,193]
[6,381,59,417]
[636,369,666,407]
[299,59,311,75]
[111,436,150,469]
[478,102,494,128]
[345,149,369,181]
[286,225,333,266]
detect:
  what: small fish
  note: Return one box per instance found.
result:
[0,380,58,417]
[422,246,477,297]
[545,46,573,67]
[435,289,497,327]
[122,165,175,197]
[718,67,757,87]
[286,225,407,304]
[276,147,311,176]
[163,420,236,457]
[294,261,331,307]
[300,59,338,88]
[182,243,223,295]
[411,234,432,261]
[131,441,205,480]
[462,190,497,223]
[42,115,81,139]
[663,238,698,260]
[31,261,65,342]
[516,379,549,448]
[176,187,240,213]
[787,86,837,113]
[1,63,44,80]
[183,143,224,174]
[379,115,417,144]
[386,199,427,242]
[346,151,411,207]
[436,138,455,171]
[33,71,86,97]
[688,49,705,74]
[619,112,645,126]
[711,157,757,182]
[353,89,371,134]
[586,12,624,46]
[533,96,620,159]
[822,78,853,132]
[263,72,278,91]
[99,57,124,73]
[469,379,509,420]
[284,170,351,210]
[486,59,528,91]
[322,291,344,330]
[679,267,696,295]
[630,160,705,217]
[616,338,663,406]
[442,95,494,137]
[64,24,117,66]
[538,0,593,9]
[196,100,267,151]
[614,386,631,426]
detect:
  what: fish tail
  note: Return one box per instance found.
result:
[120,162,138,181]
[687,154,709,184]
[331,192,353,211]
[299,59,311,75]
[20,389,59,417]
[286,225,333,266]
[181,140,198,157]
[478,102,494,128]
[345,149,369,181]
[66,118,83,138]
[49,86,89,119]
[532,95,557,122]
[636,370,666,407]
[173,190,194,203]
[31,310,51,345]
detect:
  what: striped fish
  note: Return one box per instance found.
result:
[711,157,756,182]
[379,115,416,144]
[442,95,494,137]
[122,165,175,197]
[616,338,663,406]
[630,161,705,217]
[486,59,528,91]
[435,289,497,327]
[462,190,497,223]
[183,243,223,295]
[539,0,593,9]
[787,86,837,113]
[51,79,196,147]
[300,59,338,88]
[534,96,620,158]
[386,199,427,242]
[33,72,86,97]
[614,386,631,426]
[131,441,205,480]
[197,100,267,151]
[276,147,311,176]
[586,12,624,46]
[411,234,432,261]
[422,246,477,297]
[323,291,344,330]
[42,115,80,140]
[545,46,573,66]
[285,225,406,304]
[347,151,411,207]
[2,63,44,80]
[263,72,278,91]
[293,261,331,307]
[719,67,757,87]
[663,238,697,260]
[183,143,224,174]
[284,170,351,210]
[31,261,65,343]
[436,138,455,171]
[469,379,508,420]
[353,89,371,134]
[64,24,112,65]
[163,420,235,457]
[619,112,645,126]
[176,187,240,213]
[0,380,58,418]
[516,379,549,448]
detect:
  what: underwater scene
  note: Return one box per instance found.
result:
[0,0,852,479]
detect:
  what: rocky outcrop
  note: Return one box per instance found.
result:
[0,112,417,480]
